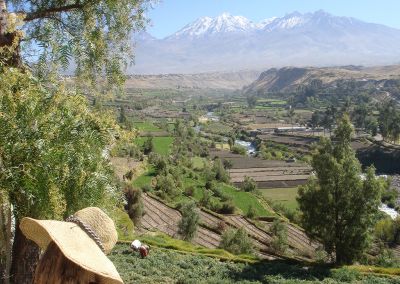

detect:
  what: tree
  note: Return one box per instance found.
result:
[178,202,199,241]
[220,227,253,255]
[246,95,257,108]
[0,0,150,86]
[297,115,382,264]
[142,136,154,155]
[270,219,288,254]
[0,68,117,282]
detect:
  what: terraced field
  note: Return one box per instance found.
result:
[139,193,318,261]
[210,149,311,188]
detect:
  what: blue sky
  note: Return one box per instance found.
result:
[147,0,400,38]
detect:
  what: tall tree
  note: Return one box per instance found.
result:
[297,115,382,264]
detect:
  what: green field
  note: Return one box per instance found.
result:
[134,136,174,156]
[133,121,162,132]
[219,184,273,216]
[132,168,156,188]
[260,187,299,210]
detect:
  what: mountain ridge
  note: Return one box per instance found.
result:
[130,10,400,74]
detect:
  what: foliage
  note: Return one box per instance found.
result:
[246,205,257,219]
[123,184,143,226]
[270,219,288,254]
[231,145,247,155]
[142,136,154,155]
[178,201,200,241]
[378,100,400,143]
[2,0,151,89]
[0,68,117,220]
[110,242,400,284]
[220,227,253,255]
[241,176,257,192]
[297,115,382,264]
[212,158,230,183]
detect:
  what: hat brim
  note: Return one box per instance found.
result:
[20,217,123,284]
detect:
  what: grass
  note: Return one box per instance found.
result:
[219,184,274,217]
[132,167,156,188]
[134,136,174,156]
[259,187,299,210]
[133,121,162,132]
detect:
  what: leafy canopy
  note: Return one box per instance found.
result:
[0,68,117,220]
[2,0,152,88]
[297,115,382,264]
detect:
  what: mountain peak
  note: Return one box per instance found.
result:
[167,13,256,39]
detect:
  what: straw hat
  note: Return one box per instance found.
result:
[20,207,123,284]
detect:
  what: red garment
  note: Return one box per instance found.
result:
[139,246,149,258]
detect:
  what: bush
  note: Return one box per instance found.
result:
[178,202,200,241]
[270,219,288,254]
[184,186,195,197]
[218,201,236,214]
[123,185,144,226]
[219,227,253,255]
[246,205,257,219]
[241,176,257,192]
[375,218,395,243]
[231,145,246,155]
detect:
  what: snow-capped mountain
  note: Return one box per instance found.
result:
[168,12,258,39]
[129,10,400,74]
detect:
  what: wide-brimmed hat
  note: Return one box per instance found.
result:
[20,207,123,284]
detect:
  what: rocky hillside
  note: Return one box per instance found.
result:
[243,65,400,94]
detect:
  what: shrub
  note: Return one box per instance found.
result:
[141,184,153,193]
[231,145,246,155]
[218,201,236,214]
[270,219,288,254]
[123,185,144,226]
[219,227,253,255]
[241,176,257,192]
[143,136,154,155]
[375,218,395,243]
[246,205,257,219]
[178,202,200,241]
[184,186,195,197]
[200,190,212,207]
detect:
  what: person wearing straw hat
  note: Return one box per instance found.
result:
[19,207,123,284]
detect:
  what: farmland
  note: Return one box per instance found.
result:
[134,137,174,156]
[260,187,299,210]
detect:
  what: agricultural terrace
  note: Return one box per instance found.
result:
[134,137,174,156]
[259,187,299,210]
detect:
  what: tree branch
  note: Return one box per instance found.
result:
[24,2,86,22]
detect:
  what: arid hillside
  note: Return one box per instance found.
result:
[244,65,400,94]
[125,70,261,90]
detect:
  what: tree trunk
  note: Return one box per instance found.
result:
[10,223,40,284]
[0,1,23,68]
[0,195,13,284]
